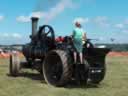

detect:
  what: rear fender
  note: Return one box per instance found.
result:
[85,48,110,67]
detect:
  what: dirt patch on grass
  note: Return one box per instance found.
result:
[0,52,128,58]
[0,52,23,58]
[108,52,128,57]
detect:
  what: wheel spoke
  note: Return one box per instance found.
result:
[46,31,50,36]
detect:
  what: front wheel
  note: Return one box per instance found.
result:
[9,52,21,76]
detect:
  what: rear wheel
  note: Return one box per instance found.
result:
[9,52,21,76]
[43,50,72,87]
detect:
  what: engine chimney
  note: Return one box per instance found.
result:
[31,17,39,36]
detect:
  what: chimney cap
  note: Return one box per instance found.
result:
[31,17,39,21]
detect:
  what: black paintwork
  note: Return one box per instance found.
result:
[21,17,110,84]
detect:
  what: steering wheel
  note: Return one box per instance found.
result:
[38,25,55,43]
[84,39,94,48]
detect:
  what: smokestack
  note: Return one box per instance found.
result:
[31,17,39,36]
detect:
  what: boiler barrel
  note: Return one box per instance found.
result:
[22,44,45,59]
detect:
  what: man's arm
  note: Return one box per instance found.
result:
[82,32,87,41]
[82,32,87,44]
[71,31,75,40]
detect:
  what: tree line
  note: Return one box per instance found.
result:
[96,44,128,52]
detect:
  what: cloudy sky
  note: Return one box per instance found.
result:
[0,0,128,45]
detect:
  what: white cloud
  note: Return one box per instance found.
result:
[12,33,22,39]
[17,0,75,23]
[44,0,74,22]
[16,16,30,23]
[0,33,25,45]
[3,33,9,37]
[0,15,4,21]
[73,17,89,24]
[31,11,46,18]
[94,16,110,28]
[124,19,128,24]
[115,23,124,29]
[122,30,128,33]
[17,12,46,23]
[0,33,22,39]
[99,37,104,41]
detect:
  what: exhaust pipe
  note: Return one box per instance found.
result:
[31,17,39,36]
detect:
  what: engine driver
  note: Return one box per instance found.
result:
[72,20,87,64]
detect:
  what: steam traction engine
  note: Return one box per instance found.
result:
[9,17,110,87]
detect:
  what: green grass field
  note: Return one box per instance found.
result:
[0,56,128,96]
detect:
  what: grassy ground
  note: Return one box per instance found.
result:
[0,56,128,96]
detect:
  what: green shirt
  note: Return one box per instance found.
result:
[72,27,85,53]
[73,27,84,40]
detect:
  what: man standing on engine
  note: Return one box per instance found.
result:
[72,20,87,64]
